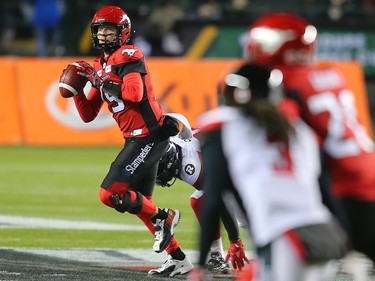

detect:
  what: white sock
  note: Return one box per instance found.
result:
[210,238,225,257]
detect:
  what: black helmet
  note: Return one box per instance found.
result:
[156,142,180,187]
[222,63,283,107]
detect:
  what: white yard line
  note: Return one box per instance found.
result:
[9,248,181,265]
[0,215,145,231]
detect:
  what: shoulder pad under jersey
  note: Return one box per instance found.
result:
[197,106,240,133]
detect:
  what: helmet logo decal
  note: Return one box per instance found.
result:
[122,48,137,56]
[184,164,195,175]
[121,14,131,28]
[250,27,296,55]
[303,25,317,45]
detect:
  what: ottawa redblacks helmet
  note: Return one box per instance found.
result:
[156,142,180,187]
[244,13,317,65]
[222,63,283,107]
[91,6,131,51]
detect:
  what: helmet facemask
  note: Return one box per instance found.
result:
[91,23,124,51]
[156,143,180,187]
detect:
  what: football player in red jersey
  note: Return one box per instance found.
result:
[68,6,193,277]
[244,12,375,268]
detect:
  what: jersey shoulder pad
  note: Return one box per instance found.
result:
[197,106,240,133]
[166,113,193,139]
[114,45,144,63]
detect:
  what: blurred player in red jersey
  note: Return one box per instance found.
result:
[67,6,193,277]
[155,113,249,274]
[243,12,375,267]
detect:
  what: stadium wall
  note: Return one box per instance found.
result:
[0,57,371,145]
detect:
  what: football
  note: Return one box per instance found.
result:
[58,62,88,98]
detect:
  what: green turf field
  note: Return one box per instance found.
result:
[0,146,236,250]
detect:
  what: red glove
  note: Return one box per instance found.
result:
[225,240,250,271]
[76,61,108,88]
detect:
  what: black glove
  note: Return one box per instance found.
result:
[157,116,179,140]
[102,80,122,97]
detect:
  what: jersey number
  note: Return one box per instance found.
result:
[103,92,125,113]
[307,89,373,158]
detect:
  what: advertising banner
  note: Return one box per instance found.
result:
[0,58,22,144]
[17,58,122,146]
[17,58,242,145]
[0,58,371,145]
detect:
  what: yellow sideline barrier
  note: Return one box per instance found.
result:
[0,57,371,145]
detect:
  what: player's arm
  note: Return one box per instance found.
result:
[220,178,250,271]
[73,87,103,122]
[221,195,240,242]
[100,71,143,103]
[121,72,143,102]
[102,49,146,102]
[196,127,229,267]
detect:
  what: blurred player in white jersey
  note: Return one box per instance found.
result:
[188,63,348,281]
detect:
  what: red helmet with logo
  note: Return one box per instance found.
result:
[244,13,317,66]
[91,6,131,51]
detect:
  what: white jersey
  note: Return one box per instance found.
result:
[199,106,332,247]
[170,135,202,186]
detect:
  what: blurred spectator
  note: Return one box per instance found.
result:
[144,0,185,56]
[225,0,251,20]
[197,0,223,20]
[0,3,23,54]
[22,0,65,56]
[362,0,375,15]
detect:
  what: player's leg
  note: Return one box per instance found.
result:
[148,233,194,278]
[258,236,303,281]
[342,198,375,263]
[190,190,230,273]
[341,198,375,279]
[136,202,193,277]
[99,136,180,252]
[146,190,193,276]
[190,190,223,252]
[123,138,193,277]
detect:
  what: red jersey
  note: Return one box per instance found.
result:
[73,44,164,138]
[278,64,375,200]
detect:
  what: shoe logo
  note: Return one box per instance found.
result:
[166,210,175,226]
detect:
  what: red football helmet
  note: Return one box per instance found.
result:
[244,13,317,66]
[91,6,131,51]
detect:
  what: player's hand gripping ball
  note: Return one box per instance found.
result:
[58,62,88,98]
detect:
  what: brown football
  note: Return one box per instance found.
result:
[58,62,88,98]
